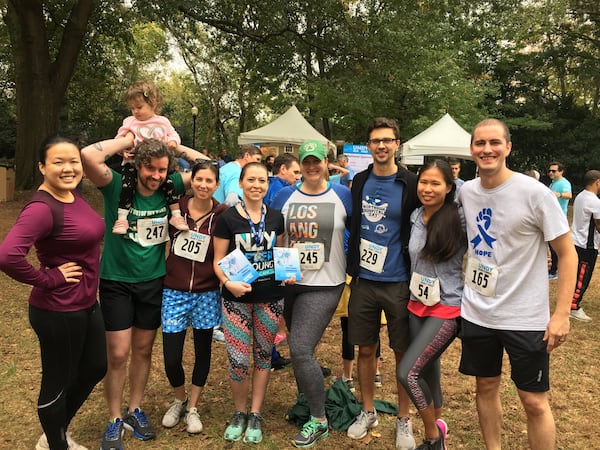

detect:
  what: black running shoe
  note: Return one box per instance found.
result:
[122,407,156,440]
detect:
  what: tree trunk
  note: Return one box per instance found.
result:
[6,0,93,189]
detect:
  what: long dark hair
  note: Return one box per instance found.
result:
[419,160,466,263]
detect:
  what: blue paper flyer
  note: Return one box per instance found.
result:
[273,247,302,281]
[217,248,260,284]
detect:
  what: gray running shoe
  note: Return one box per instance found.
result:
[347,409,378,440]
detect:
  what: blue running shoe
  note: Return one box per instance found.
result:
[123,407,156,440]
[101,418,124,450]
[224,411,247,441]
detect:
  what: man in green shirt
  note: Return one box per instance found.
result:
[82,137,200,450]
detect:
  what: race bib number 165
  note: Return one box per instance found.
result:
[465,257,498,297]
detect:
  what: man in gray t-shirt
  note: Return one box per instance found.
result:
[457,118,577,450]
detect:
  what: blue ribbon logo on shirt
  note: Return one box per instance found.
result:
[471,208,497,250]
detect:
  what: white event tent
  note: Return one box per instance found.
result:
[400,113,472,164]
[237,105,337,153]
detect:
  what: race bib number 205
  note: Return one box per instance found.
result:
[172,231,210,262]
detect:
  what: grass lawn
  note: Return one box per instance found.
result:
[0,181,597,449]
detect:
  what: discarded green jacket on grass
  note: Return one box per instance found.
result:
[286,378,398,431]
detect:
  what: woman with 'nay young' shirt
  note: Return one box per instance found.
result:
[213,162,295,444]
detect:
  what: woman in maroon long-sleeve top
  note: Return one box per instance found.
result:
[0,136,107,450]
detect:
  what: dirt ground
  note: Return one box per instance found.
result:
[0,181,597,449]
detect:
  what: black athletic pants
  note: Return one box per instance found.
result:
[572,246,598,309]
[29,303,107,450]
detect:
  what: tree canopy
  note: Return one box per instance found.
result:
[2,0,600,188]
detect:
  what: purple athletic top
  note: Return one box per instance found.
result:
[0,191,105,312]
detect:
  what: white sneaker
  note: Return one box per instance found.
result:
[162,398,188,428]
[570,308,592,322]
[185,407,204,434]
[396,416,416,450]
[213,327,225,343]
[36,432,88,450]
[347,409,378,440]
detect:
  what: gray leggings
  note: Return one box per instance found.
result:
[397,313,457,410]
[284,283,344,418]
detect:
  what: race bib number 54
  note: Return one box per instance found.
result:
[409,272,441,306]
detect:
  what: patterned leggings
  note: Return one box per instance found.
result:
[397,313,457,411]
[222,298,283,381]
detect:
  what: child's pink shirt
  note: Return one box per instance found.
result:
[116,114,181,146]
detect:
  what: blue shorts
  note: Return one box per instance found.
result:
[161,288,222,333]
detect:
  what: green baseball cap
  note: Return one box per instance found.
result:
[298,140,327,162]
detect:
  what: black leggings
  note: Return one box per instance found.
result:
[29,304,107,450]
[572,246,598,309]
[162,328,213,388]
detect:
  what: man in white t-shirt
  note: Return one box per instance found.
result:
[457,118,577,450]
[569,170,600,322]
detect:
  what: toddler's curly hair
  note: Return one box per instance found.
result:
[124,80,162,113]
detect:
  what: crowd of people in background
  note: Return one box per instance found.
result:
[0,80,597,450]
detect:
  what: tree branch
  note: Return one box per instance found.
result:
[53,0,94,95]
[176,5,339,56]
